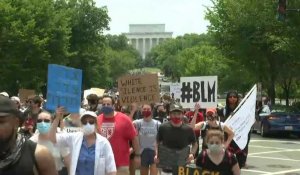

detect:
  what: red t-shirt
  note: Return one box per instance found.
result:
[97,112,137,167]
[185,111,204,137]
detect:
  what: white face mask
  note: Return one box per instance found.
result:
[82,123,95,135]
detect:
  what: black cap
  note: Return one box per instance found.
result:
[0,96,19,117]
[169,103,183,112]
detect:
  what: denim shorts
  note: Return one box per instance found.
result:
[141,148,155,167]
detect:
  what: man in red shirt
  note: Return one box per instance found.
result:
[97,95,140,175]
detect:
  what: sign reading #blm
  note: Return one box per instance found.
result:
[118,74,160,106]
[46,64,82,113]
[180,76,217,109]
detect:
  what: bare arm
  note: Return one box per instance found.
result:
[131,135,141,167]
[35,144,58,175]
[189,103,200,129]
[49,107,64,144]
[232,163,241,175]
[224,125,234,148]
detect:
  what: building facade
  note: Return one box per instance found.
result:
[124,24,173,59]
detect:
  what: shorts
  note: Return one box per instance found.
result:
[141,148,155,167]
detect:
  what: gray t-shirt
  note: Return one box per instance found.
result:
[133,119,161,153]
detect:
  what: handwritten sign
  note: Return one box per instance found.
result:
[170,83,181,100]
[225,85,257,149]
[46,64,82,113]
[118,74,160,106]
[18,89,35,103]
[180,76,218,108]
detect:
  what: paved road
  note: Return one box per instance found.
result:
[135,133,300,175]
[242,133,300,175]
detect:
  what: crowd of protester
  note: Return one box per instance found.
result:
[0,90,249,175]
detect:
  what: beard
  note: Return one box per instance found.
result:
[0,128,16,157]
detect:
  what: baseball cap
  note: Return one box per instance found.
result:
[206,108,217,116]
[0,96,19,117]
[0,92,9,97]
[11,96,20,104]
[80,111,97,119]
[169,103,183,112]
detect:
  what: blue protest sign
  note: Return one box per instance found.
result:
[46,64,82,113]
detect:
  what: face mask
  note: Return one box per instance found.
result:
[82,123,95,135]
[170,117,182,124]
[158,111,166,117]
[207,144,223,154]
[101,106,114,115]
[142,111,152,118]
[36,122,51,134]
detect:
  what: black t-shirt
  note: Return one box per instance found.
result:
[0,140,37,175]
[157,122,196,149]
[196,150,238,175]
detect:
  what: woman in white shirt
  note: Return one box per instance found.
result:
[49,108,116,175]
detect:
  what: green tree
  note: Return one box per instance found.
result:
[206,0,300,105]
[0,0,70,94]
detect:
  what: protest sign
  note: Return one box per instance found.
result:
[225,85,257,149]
[118,74,160,106]
[63,127,82,133]
[170,83,181,100]
[46,64,82,113]
[18,89,35,103]
[180,76,217,108]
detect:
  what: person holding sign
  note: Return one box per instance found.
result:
[192,108,234,150]
[30,111,70,175]
[155,103,197,174]
[218,91,250,168]
[49,109,116,175]
[196,130,240,175]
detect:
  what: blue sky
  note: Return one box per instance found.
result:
[95,0,213,37]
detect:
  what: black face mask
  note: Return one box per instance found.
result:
[158,111,166,117]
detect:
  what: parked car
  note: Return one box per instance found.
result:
[252,105,300,137]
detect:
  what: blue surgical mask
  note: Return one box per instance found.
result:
[101,106,114,115]
[36,122,51,134]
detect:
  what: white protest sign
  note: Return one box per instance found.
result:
[225,85,257,150]
[63,127,82,133]
[170,83,181,100]
[180,76,217,108]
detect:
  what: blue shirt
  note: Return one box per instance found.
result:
[76,138,96,175]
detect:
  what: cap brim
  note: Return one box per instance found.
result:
[170,109,183,112]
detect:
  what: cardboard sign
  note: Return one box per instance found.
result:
[46,64,82,113]
[180,76,218,108]
[18,89,35,103]
[225,85,257,149]
[118,74,160,106]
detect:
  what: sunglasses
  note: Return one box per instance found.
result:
[37,119,51,123]
[82,120,95,125]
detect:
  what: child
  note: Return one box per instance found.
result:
[196,130,240,175]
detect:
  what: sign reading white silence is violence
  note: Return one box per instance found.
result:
[225,84,257,150]
[180,76,218,109]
